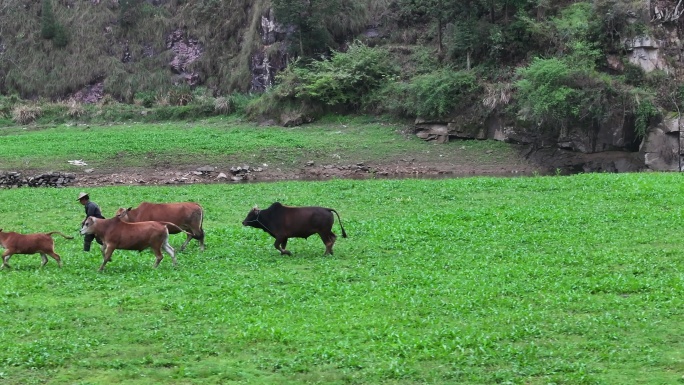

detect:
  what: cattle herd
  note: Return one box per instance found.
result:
[0,200,347,271]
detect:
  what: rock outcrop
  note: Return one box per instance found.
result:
[0,172,75,188]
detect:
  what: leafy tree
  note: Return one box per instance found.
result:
[394,0,454,54]
[515,41,605,128]
[41,0,56,40]
[589,0,649,52]
[272,0,366,56]
[394,0,530,67]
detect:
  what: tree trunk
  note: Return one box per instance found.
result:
[490,0,495,23]
[437,18,443,55]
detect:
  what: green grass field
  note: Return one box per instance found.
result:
[1,173,683,384]
[0,117,523,173]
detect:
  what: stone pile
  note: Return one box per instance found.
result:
[196,165,264,182]
[0,172,75,188]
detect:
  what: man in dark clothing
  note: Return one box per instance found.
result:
[78,192,105,252]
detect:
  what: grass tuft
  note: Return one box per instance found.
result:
[11,104,42,125]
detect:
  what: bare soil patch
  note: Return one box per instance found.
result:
[72,161,534,187]
[68,145,642,187]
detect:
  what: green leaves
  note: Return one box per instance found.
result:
[374,68,481,119]
[272,0,367,55]
[41,0,68,48]
[273,42,398,108]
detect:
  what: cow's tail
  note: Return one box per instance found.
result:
[329,209,347,238]
[161,222,193,236]
[46,231,74,240]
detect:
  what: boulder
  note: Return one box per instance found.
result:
[640,116,682,171]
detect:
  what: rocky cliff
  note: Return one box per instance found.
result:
[0,0,284,100]
[412,1,684,173]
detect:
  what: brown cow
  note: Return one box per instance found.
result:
[0,229,73,269]
[80,216,184,271]
[115,202,205,251]
[242,202,347,256]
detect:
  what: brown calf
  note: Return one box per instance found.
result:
[115,202,205,251]
[242,202,347,256]
[80,216,184,272]
[0,229,73,269]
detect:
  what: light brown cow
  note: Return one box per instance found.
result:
[0,229,73,269]
[80,216,185,272]
[115,202,205,251]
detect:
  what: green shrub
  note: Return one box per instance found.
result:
[590,0,649,51]
[407,46,441,76]
[645,69,670,88]
[634,99,659,139]
[0,94,21,117]
[370,69,481,119]
[515,40,608,130]
[623,63,645,86]
[36,102,69,124]
[274,42,398,108]
[41,0,56,39]
[409,69,480,119]
[228,92,257,115]
[515,57,576,126]
[134,91,157,108]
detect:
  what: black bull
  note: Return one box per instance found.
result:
[242,202,347,255]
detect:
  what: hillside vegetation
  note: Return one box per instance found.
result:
[0,1,682,142]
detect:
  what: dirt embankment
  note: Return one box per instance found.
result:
[67,146,643,187]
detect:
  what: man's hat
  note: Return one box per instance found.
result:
[77,192,89,201]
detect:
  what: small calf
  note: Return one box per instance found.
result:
[0,229,73,269]
[80,216,184,272]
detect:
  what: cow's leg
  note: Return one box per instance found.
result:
[1,250,13,269]
[162,239,177,267]
[40,253,49,267]
[179,233,192,252]
[99,245,114,272]
[46,251,62,268]
[320,232,337,255]
[274,238,291,255]
[152,247,164,268]
[197,229,205,251]
[280,238,292,255]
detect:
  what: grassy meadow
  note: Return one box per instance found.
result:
[0,173,683,384]
[0,116,524,173]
